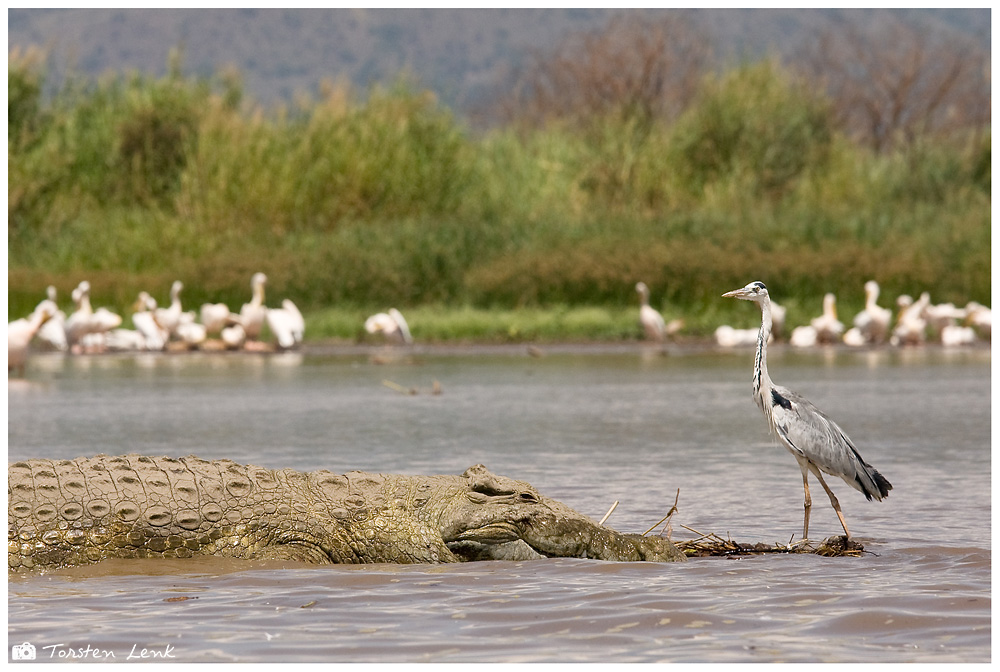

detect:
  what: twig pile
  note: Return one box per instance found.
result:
[617,488,869,558]
[671,526,867,558]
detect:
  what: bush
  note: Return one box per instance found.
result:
[179,80,472,238]
[669,60,834,198]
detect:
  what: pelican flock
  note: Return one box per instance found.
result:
[711,280,988,350]
[7,273,317,374]
[7,274,989,377]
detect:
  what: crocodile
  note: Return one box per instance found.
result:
[8,454,684,572]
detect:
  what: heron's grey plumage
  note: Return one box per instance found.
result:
[763,384,891,502]
[723,280,892,539]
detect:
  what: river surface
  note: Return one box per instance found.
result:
[7,344,991,663]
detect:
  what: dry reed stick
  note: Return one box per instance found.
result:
[599,500,619,526]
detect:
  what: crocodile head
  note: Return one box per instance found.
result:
[439,465,684,563]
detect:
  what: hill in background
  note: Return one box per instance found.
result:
[8,8,990,118]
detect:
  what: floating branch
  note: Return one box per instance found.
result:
[381,379,443,395]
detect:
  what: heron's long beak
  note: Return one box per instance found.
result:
[722,289,744,298]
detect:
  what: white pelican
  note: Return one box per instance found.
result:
[635,282,666,342]
[240,273,268,341]
[64,281,95,346]
[35,286,68,352]
[64,281,122,350]
[9,301,58,376]
[154,281,184,337]
[769,299,787,341]
[90,307,123,333]
[891,293,929,346]
[132,292,168,351]
[789,325,819,348]
[175,311,207,348]
[103,328,148,352]
[851,280,892,344]
[199,302,233,335]
[921,299,967,342]
[940,325,977,347]
[714,325,759,347]
[810,293,844,344]
[964,302,991,340]
[842,327,867,347]
[365,308,412,345]
[266,299,305,350]
[221,323,247,350]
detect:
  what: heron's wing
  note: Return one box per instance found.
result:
[768,385,887,499]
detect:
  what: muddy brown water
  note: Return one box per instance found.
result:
[7,344,990,662]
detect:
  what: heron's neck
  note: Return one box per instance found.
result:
[753,299,773,396]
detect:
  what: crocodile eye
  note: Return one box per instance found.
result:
[518,492,539,503]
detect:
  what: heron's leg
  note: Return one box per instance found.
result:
[810,466,851,538]
[798,461,812,540]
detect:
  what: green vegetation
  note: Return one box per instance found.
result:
[8,52,990,341]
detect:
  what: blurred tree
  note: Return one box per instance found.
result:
[496,12,710,132]
[793,14,990,152]
[669,60,833,199]
[8,46,46,148]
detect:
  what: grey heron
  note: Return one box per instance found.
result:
[722,281,892,539]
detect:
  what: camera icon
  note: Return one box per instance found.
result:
[11,642,36,660]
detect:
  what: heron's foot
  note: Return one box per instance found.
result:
[815,535,865,556]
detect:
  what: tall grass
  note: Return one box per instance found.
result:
[8,55,990,338]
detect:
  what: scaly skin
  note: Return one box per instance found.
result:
[8,455,684,572]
